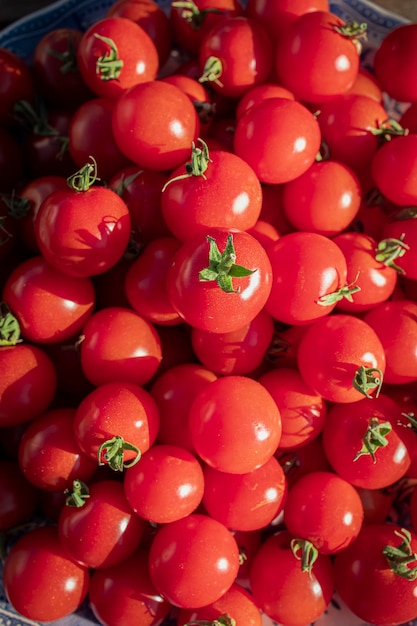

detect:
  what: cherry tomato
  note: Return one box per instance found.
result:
[233,97,321,184]
[3,525,90,622]
[371,134,417,206]
[235,82,295,119]
[0,47,35,127]
[148,513,240,609]
[378,207,417,280]
[0,459,39,531]
[244,0,329,41]
[167,228,272,334]
[373,23,417,103]
[188,374,282,474]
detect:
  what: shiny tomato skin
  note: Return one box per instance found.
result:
[321,394,417,489]
[123,443,205,523]
[58,478,145,569]
[189,375,282,474]
[236,82,295,119]
[18,407,97,492]
[233,97,321,185]
[167,228,272,334]
[275,10,360,103]
[2,255,95,344]
[202,454,287,531]
[0,47,35,127]
[283,470,364,554]
[35,186,131,278]
[249,529,335,626]
[112,80,200,171]
[148,513,240,609]
[77,16,159,100]
[0,343,57,427]
[244,0,329,40]
[334,523,417,625]
[371,134,417,206]
[79,306,162,387]
[89,546,171,626]
[3,525,90,622]
[161,149,263,241]
[297,313,386,403]
[73,380,160,465]
[265,231,348,325]
[373,23,417,103]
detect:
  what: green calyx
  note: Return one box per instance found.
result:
[352,365,384,399]
[199,56,224,88]
[334,19,368,54]
[375,234,409,274]
[184,614,236,626]
[65,479,90,507]
[1,191,30,219]
[354,417,392,463]
[370,118,409,142]
[383,528,417,580]
[46,33,79,74]
[0,302,22,346]
[162,138,212,191]
[97,435,141,472]
[291,538,319,577]
[171,0,226,30]
[199,233,256,293]
[67,156,99,191]
[94,33,123,81]
[318,273,361,306]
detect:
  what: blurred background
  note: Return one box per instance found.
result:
[0,0,417,27]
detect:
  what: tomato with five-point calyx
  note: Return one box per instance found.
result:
[233,97,322,185]
[167,228,272,334]
[161,139,263,241]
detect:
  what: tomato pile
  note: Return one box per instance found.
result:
[2,0,417,625]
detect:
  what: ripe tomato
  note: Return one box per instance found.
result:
[35,177,132,278]
[371,134,417,206]
[188,374,282,474]
[77,16,159,100]
[79,305,162,387]
[73,380,160,469]
[123,443,205,523]
[202,454,287,531]
[89,546,171,626]
[283,470,364,554]
[235,82,295,119]
[161,143,262,241]
[258,366,327,450]
[148,513,240,608]
[334,523,417,625]
[2,255,95,344]
[233,97,321,184]
[321,393,417,489]
[18,407,97,492]
[373,23,417,103]
[167,228,272,334]
[297,313,386,403]
[112,80,200,171]
[265,231,350,325]
[0,459,39,531]
[0,47,35,127]
[58,478,145,569]
[198,16,273,99]
[377,208,417,279]
[244,0,329,41]
[249,529,335,626]
[3,525,90,622]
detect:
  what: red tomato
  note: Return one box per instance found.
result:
[79,306,162,387]
[378,208,417,279]
[249,529,335,626]
[233,97,321,184]
[346,67,384,102]
[148,513,240,608]
[371,134,417,206]
[2,255,95,344]
[161,73,214,136]
[35,181,131,278]
[297,313,386,403]
[265,231,350,325]
[283,470,364,554]
[202,454,287,531]
[3,525,90,622]
[275,10,363,103]
[149,362,217,452]
[258,367,327,450]
[188,374,282,474]
[363,299,417,384]
[0,459,39,531]
[112,80,200,171]
[282,159,362,236]
[0,47,35,127]
[161,144,263,241]
[73,380,160,469]
[235,82,295,119]
[177,582,263,626]
[334,523,417,625]
[18,407,97,492]
[0,342,57,427]
[167,228,272,334]
[77,16,159,99]
[89,546,171,626]
[244,0,329,41]
[321,393,417,489]
[373,23,417,103]
[276,435,331,488]
[123,443,204,523]
[58,478,145,569]
[198,16,273,99]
